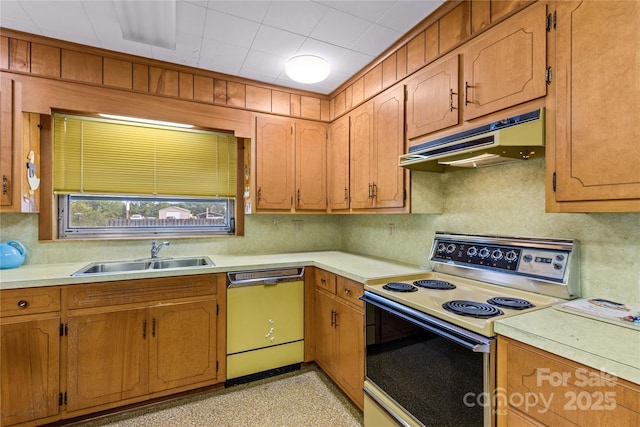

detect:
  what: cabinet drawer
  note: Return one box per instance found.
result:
[336,276,363,308]
[315,269,336,294]
[0,287,61,317]
[66,275,217,309]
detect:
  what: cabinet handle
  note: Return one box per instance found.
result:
[143,319,147,339]
[344,187,348,201]
[297,188,301,203]
[17,299,29,309]
[449,88,458,111]
[152,318,156,337]
[2,175,8,196]
[334,310,339,327]
[257,187,262,201]
[330,309,336,327]
[372,182,377,198]
[368,183,373,199]
[464,82,473,106]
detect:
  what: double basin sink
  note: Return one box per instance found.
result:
[72,256,214,277]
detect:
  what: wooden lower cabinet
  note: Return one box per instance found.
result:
[64,275,222,418]
[0,286,61,426]
[497,336,640,426]
[313,270,364,410]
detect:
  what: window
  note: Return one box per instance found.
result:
[53,113,238,239]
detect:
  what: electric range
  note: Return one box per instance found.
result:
[362,232,580,427]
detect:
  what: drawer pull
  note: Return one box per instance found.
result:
[17,300,29,308]
[344,288,351,296]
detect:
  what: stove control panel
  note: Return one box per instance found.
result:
[432,238,571,282]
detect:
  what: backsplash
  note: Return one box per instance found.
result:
[1,159,638,302]
[340,159,640,303]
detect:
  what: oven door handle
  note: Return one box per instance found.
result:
[362,291,494,353]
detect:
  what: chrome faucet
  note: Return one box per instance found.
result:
[150,240,170,259]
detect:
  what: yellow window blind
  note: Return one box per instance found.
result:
[53,114,237,198]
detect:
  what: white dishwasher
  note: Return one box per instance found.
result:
[226,267,304,385]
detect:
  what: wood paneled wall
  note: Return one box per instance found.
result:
[0,32,330,122]
[0,0,530,124]
[329,0,530,119]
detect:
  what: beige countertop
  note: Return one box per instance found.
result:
[495,307,640,386]
[0,250,428,290]
[3,252,637,386]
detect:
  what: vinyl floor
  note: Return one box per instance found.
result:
[77,366,363,427]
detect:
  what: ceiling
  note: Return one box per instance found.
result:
[0,0,445,95]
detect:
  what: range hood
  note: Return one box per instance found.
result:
[400,108,545,172]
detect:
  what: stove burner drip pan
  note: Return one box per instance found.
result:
[442,300,504,318]
[413,279,456,290]
[487,297,534,310]
[383,282,418,292]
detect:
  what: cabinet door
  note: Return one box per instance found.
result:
[314,288,337,374]
[553,1,640,204]
[295,121,327,210]
[373,85,405,209]
[463,2,547,120]
[256,116,293,210]
[1,77,15,207]
[149,300,217,393]
[328,115,350,211]
[335,299,364,409]
[350,102,374,209]
[66,308,148,412]
[1,316,60,426]
[406,54,460,144]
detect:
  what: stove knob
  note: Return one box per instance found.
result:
[556,254,565,261]
[437,243,446,252]
[553,262,563,270]
[505,250,518,262]
[446,243,456,253]
[491,249,503,260]
[479,248,490,259]
[523,254,533,263]
[467,246,478,257]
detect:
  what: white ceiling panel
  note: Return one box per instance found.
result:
[0,0,445,94]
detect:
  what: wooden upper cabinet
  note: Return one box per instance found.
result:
[350,86,405,210]
[328,115,350,211]
[462,2,547,121]
[295,121,327,211]
[552,0,640,207]
[406,54,461,146]
[0,77,15,207]
[349,101,374,209]
[372,85,405,209]
[255,116,294,210]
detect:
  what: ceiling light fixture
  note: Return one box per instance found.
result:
[285,55,331,84]
[98,114,194,129]
[114,0,177,49]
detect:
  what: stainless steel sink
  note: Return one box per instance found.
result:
[72,256,214,276]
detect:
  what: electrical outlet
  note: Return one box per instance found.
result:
[388,223,395,236]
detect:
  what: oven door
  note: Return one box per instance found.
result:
[362,291,495,427]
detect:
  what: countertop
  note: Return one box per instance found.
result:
[0,251,428,290]
[495,307,640,386]
[3,251,637,386]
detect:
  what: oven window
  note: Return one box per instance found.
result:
[366,305,485,426]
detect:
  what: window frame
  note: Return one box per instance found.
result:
[57,194,236,239]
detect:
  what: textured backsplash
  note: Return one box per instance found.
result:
[1,159,638,302]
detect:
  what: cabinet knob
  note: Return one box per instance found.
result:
[344,288,351,295]
[17,300,29,308]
